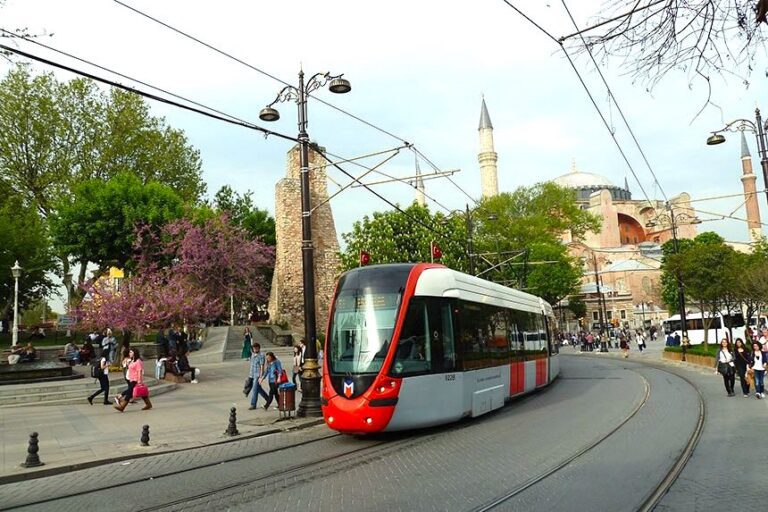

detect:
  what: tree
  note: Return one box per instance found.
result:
[525,243,583,306]
[0,182,57,328]
[572,1,767,91]
[568,295,587,319]
[0,65,205,286]
[213,185,276,246]
[20,298,56,327]
[51,172,185,274]
[77,215,274,333]
[339,203,469,272]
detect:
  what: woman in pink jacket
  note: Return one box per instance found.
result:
[114,347,152,411]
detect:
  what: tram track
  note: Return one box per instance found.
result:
[472,360,706,512]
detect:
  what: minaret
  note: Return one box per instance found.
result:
[414,154,426,206]
[478,97,499,198]
[740,131,763,242]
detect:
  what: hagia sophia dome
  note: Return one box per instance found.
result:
[552,166,632,202]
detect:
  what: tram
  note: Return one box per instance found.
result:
[321,263,560,434]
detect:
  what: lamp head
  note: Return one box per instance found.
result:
[11,260,22,279]
[328,77,351,94]
[259,107,280,122]
[645,220,657,228]
[706,133,726,146]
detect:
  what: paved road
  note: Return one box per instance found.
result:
[2,354,719,512]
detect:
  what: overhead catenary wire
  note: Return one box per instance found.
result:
[0,42,300,144]
[560,0,669,202]
[111,0,411,146]
[497,0,658,211]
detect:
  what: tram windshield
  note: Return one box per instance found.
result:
[328,265,412,375]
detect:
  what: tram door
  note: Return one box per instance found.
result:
[426,299,456,373]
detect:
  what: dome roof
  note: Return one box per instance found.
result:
[553,170,615,189]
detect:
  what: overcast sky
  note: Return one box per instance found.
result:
[3,0,768,312]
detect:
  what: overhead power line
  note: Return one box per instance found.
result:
[0,41,300,144]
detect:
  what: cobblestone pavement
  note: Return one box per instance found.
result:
[3,349,761,512]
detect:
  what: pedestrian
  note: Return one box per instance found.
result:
[64,341,80,365]
[292,345,302,385]
[635,332,644,353]
[155,329,168,359]
[114,347,152,411]
[247,342,269,410]
[101,329,117,363]
[262,351,284,411]
[749,341,767,399]
[734,338,752,397]
[714,338,736,397]
[619,334,629,358]
[87,349,111,405]
[177,349,199,383]
[242,327,253,359]
[674,332,681,346]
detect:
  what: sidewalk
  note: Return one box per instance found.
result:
[0,356,320,483]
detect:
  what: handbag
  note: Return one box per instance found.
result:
[277,369,289,384]
[133,383,149,399]
[717,362,734,376]
[243,377,254,396]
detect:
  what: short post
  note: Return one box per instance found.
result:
[20,432,44,468]
[141,425,150,446]
[225,407,239,436]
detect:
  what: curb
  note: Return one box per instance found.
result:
[0,417,326,485]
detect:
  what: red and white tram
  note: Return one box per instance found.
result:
[321,263,560,434]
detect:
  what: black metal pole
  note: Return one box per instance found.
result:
[296,70,321,417]
[592,253,605,337]
[466,204,475,275]
[754,108,768,206]
[669,204,688,361]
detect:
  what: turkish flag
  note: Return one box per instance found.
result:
[360,250,371,266]
[431,242,442,260]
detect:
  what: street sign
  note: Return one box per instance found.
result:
[57,316,77,327]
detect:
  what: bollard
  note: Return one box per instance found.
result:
[225,407,239,436]
[141,425,150,446]
[20,432,44,468]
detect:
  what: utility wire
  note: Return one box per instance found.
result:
[561,0,669,202]
[497,0,657,210]
[0,42,300,143]
[411,146,478,205]
[0,29,295,144]
[112,0,411,145]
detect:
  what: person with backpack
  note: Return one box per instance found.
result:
[87,349,111,405]
[262,352,285,410]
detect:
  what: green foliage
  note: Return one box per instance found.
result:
[567,295,587,319]
[0,181,57,320]
[20,298,57,326]
[525,243,582,305]
[340,203,469,272]
[51,172,185,270]
[664,345,717,356]
[213,185,276,245]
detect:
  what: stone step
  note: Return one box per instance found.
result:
[0,380,177,407]
[0,374,139,397]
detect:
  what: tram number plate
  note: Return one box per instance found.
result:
[445,374,456,381]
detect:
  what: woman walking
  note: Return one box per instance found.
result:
[734,338,752,397]
[619,334,629,358]
[262,352,283,410]
[714,338,736,397]
[87,349,111,405]
[114,347,152,411]
[749,341,767,399]
[292,345,302,385]
[241,327,253,359]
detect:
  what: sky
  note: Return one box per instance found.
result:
[2,0,768,311]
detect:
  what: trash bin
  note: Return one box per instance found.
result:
[278,383,297,418]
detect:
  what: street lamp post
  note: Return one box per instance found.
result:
[707,108,768,205]
[11,261,22,347]
[260,70,351,418]
[646,203,701,361]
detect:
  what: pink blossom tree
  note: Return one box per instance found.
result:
[78,214,274,337]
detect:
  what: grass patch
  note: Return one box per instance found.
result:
[664,345,720,356]
[0,330,158,349]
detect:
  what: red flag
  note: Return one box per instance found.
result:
[360,250,371,266]
[431,242,442,260]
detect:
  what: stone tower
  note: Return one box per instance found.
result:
[268,144,341,337]
[478,97,499,198]
[740,131,763,242]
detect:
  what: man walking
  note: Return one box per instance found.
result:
[248,343,269,410]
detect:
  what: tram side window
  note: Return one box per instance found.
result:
[440,302,456,371]
[390,299,432,376]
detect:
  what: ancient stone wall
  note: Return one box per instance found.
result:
[268,144,341,339]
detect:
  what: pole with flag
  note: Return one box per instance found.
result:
[430,241,442,263]
[359,250,371,267]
